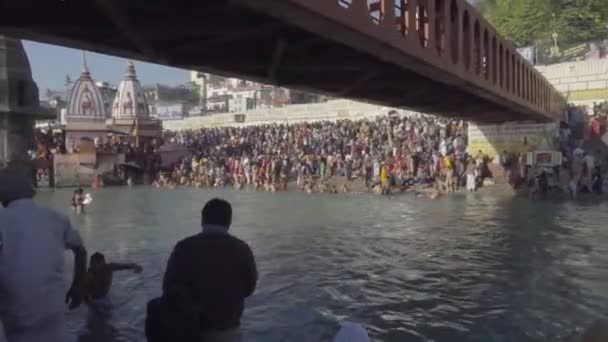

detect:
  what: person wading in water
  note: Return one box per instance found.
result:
[146,198,257,342]
[84,252,142,316]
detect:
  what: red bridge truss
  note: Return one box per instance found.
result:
[0,0,567,122]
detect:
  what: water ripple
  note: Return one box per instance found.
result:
[33,187,608,341]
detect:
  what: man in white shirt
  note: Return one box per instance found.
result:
[0,167,87,342]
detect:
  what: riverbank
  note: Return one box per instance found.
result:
[149,175,507,200]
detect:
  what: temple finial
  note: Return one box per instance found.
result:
[81,50,89,74]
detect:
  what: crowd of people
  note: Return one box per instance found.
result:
[158,115,482,196]
[510,104,608,200]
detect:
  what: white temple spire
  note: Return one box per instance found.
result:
[81,50,90,75]
[112,60,149,119]
[124,60,136,79]
[66,51,106,121]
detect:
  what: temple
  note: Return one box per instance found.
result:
[64,52,107,153]
[53,58,162,186]
[106,60,161,148]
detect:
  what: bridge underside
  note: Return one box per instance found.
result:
[0,0,562,123]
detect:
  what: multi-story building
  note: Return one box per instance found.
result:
[229,87,256,113]
[144,83,199,118]
[288,90,329,105]
[188,70,329,113]
[206,95,231,113]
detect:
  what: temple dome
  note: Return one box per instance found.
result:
[66,53,106,121]
[111,61,149,119]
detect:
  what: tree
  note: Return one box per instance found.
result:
[482,0,547,47]
[519,0,555,46]
[474,0,608,47]
[556,0,608,44]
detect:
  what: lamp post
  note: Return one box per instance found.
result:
[196,72,207,115]
[253,89,261,109]
[550,13,561,58]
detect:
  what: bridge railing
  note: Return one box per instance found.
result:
[287,0,567,120]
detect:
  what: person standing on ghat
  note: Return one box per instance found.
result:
[0,166,88,342]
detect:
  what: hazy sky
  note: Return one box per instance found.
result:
[24,40,189,93]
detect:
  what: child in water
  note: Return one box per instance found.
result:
[85,252,142,315]
[71,188,85,214]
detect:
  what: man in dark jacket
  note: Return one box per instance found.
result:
[162,198,257,342]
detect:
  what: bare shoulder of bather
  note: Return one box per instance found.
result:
[86,253,142,300]
[86,264,113,300]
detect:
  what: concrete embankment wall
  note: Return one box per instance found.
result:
[164,99,417,131]
[536,59,608,107]
[53,152,124,187]
[54,154,95,187]
[468,122,558,162]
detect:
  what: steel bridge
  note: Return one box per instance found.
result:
[0,0,567,122]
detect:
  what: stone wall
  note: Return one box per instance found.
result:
[164,99,414,131]
[468,122,558,162]
[536,59,608,107]
[97,153,124,174]
[53,153,95,187]
[54,152,124,187]
[65,130,108,153]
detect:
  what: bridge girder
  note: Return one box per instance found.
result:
[0,0,567,123]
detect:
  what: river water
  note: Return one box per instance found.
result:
[35,187,608,342]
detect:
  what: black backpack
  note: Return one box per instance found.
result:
[145,296,201,342]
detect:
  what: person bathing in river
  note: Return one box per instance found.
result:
[71,188,85,214]
[85,252,142,315]
[91,175,104,190]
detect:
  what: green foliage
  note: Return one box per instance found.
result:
[475,0,608,47]
[557,0,608,43]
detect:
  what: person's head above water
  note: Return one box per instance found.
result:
[201,198,232,228]
[90,252,106,269]
[0,166,35,207]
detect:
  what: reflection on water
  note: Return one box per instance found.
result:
[35,187,608,341]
